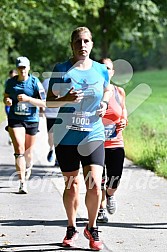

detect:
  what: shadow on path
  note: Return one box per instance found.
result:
[0,242,93,252]
[0,218,88,227]
[0,218,166,230]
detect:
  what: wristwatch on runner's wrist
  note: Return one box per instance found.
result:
[102,100,109,110]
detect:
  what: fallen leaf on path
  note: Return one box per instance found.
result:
[154,204,160,207]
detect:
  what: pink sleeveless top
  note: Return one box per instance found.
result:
[102,86,126,148]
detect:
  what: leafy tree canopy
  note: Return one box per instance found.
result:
[0,0,167,84]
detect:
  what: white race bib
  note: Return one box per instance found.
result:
[66,112,93,132]
[14,102,31,115]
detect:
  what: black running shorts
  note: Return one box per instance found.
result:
[8,119,39,136]
[46,118,55,133]
[55,141,105,172]
[102,147,125,189]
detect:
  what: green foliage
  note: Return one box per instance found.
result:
[124,124,167,178]
[0,0,167,74]
[0,102,6,122]
[124,69,167,178]
[109,29,167,71]
[87,0,167,57]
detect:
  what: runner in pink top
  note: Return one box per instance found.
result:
[97,58,128,223]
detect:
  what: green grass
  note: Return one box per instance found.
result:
[0,102,6,123]
[124,69,167,178]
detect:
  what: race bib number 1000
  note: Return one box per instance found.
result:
[66,112,93,132]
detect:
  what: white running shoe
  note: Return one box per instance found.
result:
[19,182,28,194]
[106,195,117,214]
[97,208,108,223]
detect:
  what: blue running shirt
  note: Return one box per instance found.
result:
[5,74,45,122]
[48,60,109,145]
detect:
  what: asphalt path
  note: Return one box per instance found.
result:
[0,118,167,252]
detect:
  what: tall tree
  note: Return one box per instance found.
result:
[84,0,167,57]
[0,0,167,81]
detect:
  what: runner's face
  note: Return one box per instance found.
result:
[103,60,114,80]
[17,66,30,79]
[71,32,93,60]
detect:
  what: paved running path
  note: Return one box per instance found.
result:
[0,118,167,252]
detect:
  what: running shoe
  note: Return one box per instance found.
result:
[84,225,103,251]
[47,150,54,162]
[106,195,117,214]
[97,208,108,223]
[19,182,28,194]
[62,226,79,247]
